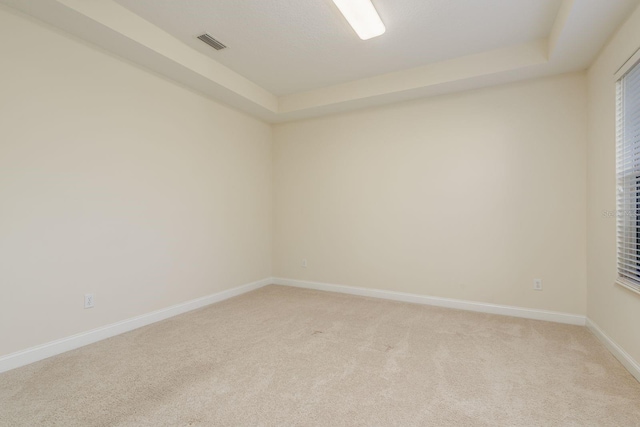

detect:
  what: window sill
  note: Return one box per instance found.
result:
[615,279,640,296]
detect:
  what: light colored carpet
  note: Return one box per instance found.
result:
[1,285,639,426]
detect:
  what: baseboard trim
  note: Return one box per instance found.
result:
[0,278,272,374]
[0,277,593,375]
[586,318,640,383]
[273,277,586,326]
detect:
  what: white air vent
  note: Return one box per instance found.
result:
[197,34,227,51]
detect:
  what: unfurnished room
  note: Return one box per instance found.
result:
[1,0,640,425]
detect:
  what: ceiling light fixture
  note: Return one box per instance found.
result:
[332,0,386,40]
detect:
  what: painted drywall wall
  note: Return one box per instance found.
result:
[587,5,640,364]
[0,7,272,357]
[274,72,587,315]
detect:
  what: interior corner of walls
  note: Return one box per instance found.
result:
[586,318,640,383]
[547,0,575,60]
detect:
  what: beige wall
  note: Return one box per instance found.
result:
[9,0,639,366]
[587,5,640,363]
[0,8,272,357]
[274,72,588,315]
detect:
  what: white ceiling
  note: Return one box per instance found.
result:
[2,0,639,122]
[113,0,562,96]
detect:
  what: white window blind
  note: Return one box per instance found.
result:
[617,57,640,293]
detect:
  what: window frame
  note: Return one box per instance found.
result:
[615,47,640,296]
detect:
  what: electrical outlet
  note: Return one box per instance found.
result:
[84,293,95,309]
[302,259,308,268]
[533,279,543,291]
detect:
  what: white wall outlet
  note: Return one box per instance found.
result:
[533,279,543,291]
[84,293,95,309]
[302,259,308,268]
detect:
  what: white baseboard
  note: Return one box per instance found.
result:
[586,318,640,383]
[0,277,597,375]
[0,278,272,374]
[273,277,586,326]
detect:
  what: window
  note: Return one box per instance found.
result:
[616,55,640,293]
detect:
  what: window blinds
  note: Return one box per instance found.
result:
[617,58,640,291]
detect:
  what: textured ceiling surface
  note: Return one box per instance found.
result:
[113,0,562,95]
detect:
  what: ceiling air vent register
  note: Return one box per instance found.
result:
[197,34,227,51]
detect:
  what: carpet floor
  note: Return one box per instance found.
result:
[1,285,639,426]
